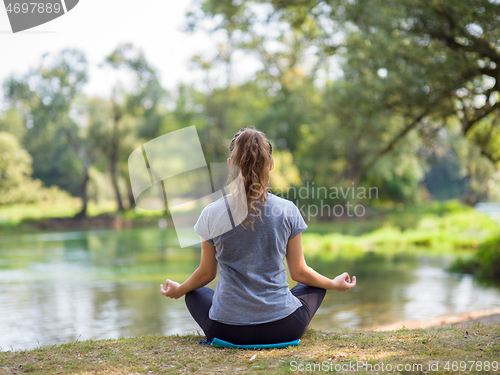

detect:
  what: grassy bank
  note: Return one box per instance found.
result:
[0,198,113,225]
[1,198,495,243]
[1,326,499,374]
[0,198,478,230]
[0,198,165,230]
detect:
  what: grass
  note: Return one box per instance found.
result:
[0,198,165,229]
[0,198,82,226]
[1,327,499,374]
[0,198,117,226]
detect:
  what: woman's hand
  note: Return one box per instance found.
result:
[331,272,356,291]
[159,239,217,300]
[160,279,183,299]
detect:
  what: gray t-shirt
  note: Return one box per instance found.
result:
[193,193,307,325]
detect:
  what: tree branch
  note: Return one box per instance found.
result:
[463,101,500,135]
[353,108,431,183]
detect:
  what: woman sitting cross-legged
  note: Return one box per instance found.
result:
[160,127,356,345]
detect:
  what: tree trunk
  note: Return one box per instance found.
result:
[110,109,124,211]
[127,179,136,210]
[74,168,90,218]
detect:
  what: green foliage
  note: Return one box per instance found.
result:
[269,150,302,192]
[0,107,25,140]
[0,132,32,185]
[103,43,169,212]
[3,49,89,196]
[104,43,166,140]
[448,255,478,275]
[0,132,67,205]
[186,0,500,204]
[302,209,500,256]
[475,238,500,279]
[418,199,472,215]
[450,237,500,279]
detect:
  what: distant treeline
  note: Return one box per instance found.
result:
[1,0,499,217]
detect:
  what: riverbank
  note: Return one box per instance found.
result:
[0,199,166,231]
[20,213,169,231]
[1,323,498,374]
[2,199,498,248]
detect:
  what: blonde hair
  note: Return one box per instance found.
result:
[228,128,273,230]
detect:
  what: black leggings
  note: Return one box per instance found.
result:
[185,283,326,345]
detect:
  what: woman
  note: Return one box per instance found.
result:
[160,128,356,345]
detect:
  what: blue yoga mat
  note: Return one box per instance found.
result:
[210,337,300,349]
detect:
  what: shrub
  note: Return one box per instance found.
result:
[450,237,500,280]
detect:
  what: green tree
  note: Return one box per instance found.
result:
[0,107,26,141]
[187,0,500,204]
[103,43,166,210]
[69,95,115,216]
[3,49,89,208]
[0,132,62,205]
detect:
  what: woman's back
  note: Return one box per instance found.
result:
[194,193,306,324]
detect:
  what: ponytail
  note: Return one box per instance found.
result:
[228,128,273,229]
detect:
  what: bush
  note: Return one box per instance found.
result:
[450,238,500,279]
[449,256,478,274]
[0,132,68,205]
[475,238,500,279]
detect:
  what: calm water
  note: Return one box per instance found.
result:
[1,226,499,350]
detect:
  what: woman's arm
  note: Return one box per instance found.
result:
[285,233,356,291]
[160,238,218,299]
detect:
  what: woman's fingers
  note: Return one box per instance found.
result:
[351,276,356,286]
[342,272,350,284]
[342,273,356,290]
[160,280,171,296]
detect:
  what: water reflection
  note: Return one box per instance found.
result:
[310,252,500,330]
[0,228,499,350]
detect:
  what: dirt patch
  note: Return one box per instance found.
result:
[371,307,500,331]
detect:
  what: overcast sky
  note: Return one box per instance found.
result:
[0,0,259,102]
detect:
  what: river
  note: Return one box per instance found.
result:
[0,225,499,350]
